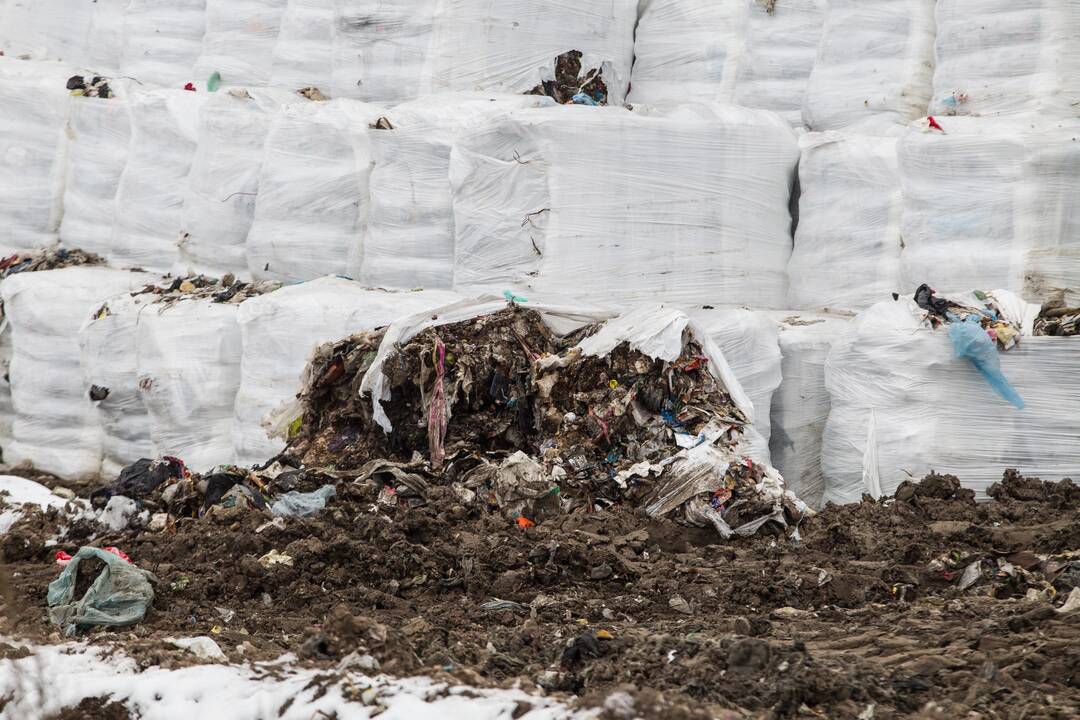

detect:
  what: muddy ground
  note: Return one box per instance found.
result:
[1,469,1078,719]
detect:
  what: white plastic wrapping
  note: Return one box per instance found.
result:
[79,291,157,479]
[136,298,243,472]
[452,104,799,308]
[1,267,149,480]
[112,89,207,273]
[686,306,783,464]
[233,278,461,466]
[120,0,206,88]
[0,330,12,454]
[930,0,1080,119]
[0,0,95,63]
[802,0,936,133]
[734,0,828,127]
[247,99,382,281]
[270,0,333,92]
[898,117,1080,305]
[59,83,133,257]
[764,311,851,509]
[194,0,288,88]
[85,0,129,75]
[362,93,554,290]
[331,0,636,104]
[823,298,1080,502]
[628,0,747,106]
[788,132,904,312]
[178,88,296,278]
[0,58,72,253]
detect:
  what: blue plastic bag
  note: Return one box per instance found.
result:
[947,317,1024,409]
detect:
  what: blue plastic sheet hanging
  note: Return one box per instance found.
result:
[947,316,1025,409]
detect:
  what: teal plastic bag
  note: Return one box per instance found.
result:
[948,317,1025,409]
[47,547,156,636]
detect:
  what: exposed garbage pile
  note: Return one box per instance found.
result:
[1,0,1079,717]
[277,304,805,539]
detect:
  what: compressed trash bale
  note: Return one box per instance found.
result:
[247,99,382,282]
[764,311,852,510]
[178,88,296,279]
[270,0,333,92]
[1,267,150,480]
[734,0,828,127]
[79,291,158,479]
[802,0,936,133]
[194,0,288,88]
[628,0,747,106]
[930,0,1080,119]
[452,104,799,309]
[136,297,244,473]
[120,0,206,88]
[788,132,904,313]
[85,0,129,75]
[0,58,73,253]
[362,93,554,289]
[687,307,782,465]
[233,278,460,466]
[330,0,636,104]
[58,80,133,258]
[822,297,1080,502]
[898,117,1080,306]
[0,0,95,63]
[112,89,207,273]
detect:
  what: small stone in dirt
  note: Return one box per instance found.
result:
[591,563,614,580]
[669,595,692,615]
[771,606,810,620]
[258,549,293,568]
[732,616,752,636]
[727,637,771,673]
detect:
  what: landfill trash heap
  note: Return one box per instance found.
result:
[273,304,809,538]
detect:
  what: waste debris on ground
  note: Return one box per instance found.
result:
[46,545,156,636]
[66,75,113,98]
[276,302,807,538]
[1034,299,1080,336]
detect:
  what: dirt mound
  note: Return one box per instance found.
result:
[2,469,1079,718]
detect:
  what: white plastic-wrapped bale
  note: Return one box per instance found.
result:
[120,0,206,88]
[802,0,936,133]
[178,88,296,279]
[270,0,332,92]
[362,93,554,290]
[0,58,72,253]
[686,306,782,465]
[79,291,158,479]
[1,267,149,480]
[788,132,904,313]
[930,0,1080,119]
[233,279,461,466]
[58,81,133,258]
[764,311,852,510]
[85,0,129,75]
[628,0,747,106]
[330,0,435,104]
[137,297,244,472]
[426,0,635,101]
[247,99,381,282]
[0,329,12,453]
[898,117,1080,306]
[194,0,288,88]
[452,104,799,308]
[331,0,636,104]
[734,0,828,127]
[112,89,206,273]
[822,297,1080,503]
[0,0,95,63]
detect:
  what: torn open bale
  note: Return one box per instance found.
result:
[528,50,609,105]
[279,303,807,538]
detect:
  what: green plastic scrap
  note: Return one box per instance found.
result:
[503,290,528,303]
[47,546,156,637]
[207,71,222,92]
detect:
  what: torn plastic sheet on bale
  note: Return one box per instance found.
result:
[47,546,156,637]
